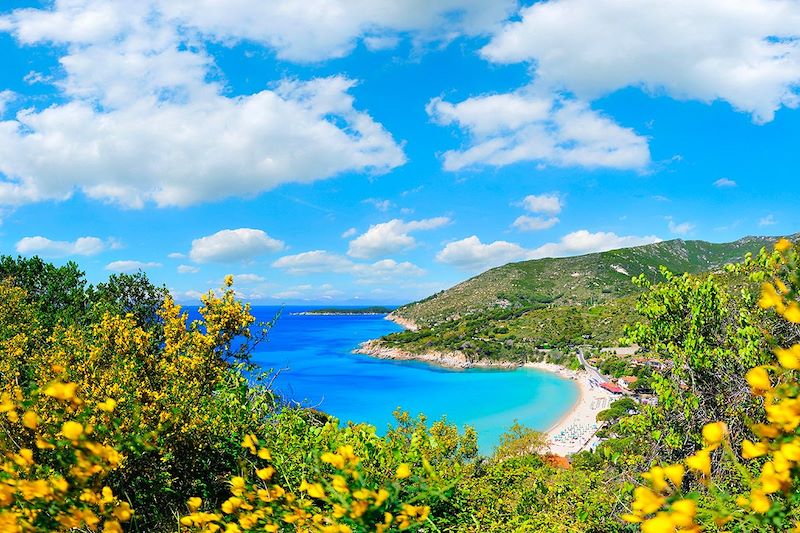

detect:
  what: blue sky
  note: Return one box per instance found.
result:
[0,0,798,304]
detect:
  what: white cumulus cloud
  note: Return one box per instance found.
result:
[0,90,14,116]
[482,0,800,123]
[667,217,695,235]
[272,251,354,274]
[234,273,266,284]
[530,230,661,258]
[522,193,563,215]
[347,217,450,259]
[759,214,777,226]
[714,178,738,188]
[157,0,517,62]
[436,236,533,271]
[272,250,424,283]
[106,260,162,272]
[0,3,406,208]
[512,193,563,231]
[177,264,199,274]
[189,228,285,263]
[427,91,650,171]
[437,230,661,271]
[16,235,109,257]
[352,259,425,284]
[512,215,560,232]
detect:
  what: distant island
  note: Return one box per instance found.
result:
[292,306,395,316]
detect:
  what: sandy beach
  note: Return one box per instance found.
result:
[526,362,615,456]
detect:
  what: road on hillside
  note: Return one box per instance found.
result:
[577,347,605,383]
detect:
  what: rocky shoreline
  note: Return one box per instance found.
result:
[385,312,420,332]
[354,340,520,370]
[291,312,389,316]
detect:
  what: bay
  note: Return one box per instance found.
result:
[243,306,579,453]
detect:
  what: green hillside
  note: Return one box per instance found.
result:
[375,234,799,362]
[394,235,788,327]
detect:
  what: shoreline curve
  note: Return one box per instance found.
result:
[356,315,615,456]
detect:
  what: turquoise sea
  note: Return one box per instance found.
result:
[245,306,579,453]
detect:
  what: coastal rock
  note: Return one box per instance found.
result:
[385,312,420,331]
[354,340,519,370]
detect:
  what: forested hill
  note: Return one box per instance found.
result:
[394,235,794,327]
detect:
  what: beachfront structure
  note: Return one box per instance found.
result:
[600,382,624,394]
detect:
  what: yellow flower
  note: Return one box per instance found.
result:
[230,477,246,496]
[97,398,117,412]
[759,283,784,311]
[113,502,132,521]
[256,467,275,481]
[51,477,69,492]
[221,497,243,514]
[257,448,271,460]
[241,434,257,453]
[742,440,769,459]
[224,274,234,287]
[641,513,676,533]
[375,488,389,507]
[663,464,684,487]
[44,382,78,401]
[395,463,411,479]
[776,344,800,369]
[300,480,325,499]
[670,499,696,528]
[760,461,788,493]
[631,487,665,515]
[746,367,772,394]
[16,448,34,467]
[337,445,358,465]
[776,238,793,252]
[61,421,84,441]
[781,441,800,461]
[331,475,349,494]
[22,410,38,429]
[188,497,202,511]
[701,422,727,448]
[685,449,711,477]
[750,490,772,513]
[643,466,669,493]
[784,302,800,323]
[103,520,123,533]
[321,452,345,469]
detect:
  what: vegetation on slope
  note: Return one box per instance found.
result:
[378,235,794,362]
[394,236,787,327]
[381,295,639,363]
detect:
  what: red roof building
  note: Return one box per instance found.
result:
[600,382,624,394]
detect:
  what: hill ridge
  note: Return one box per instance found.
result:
[394,233,796,326]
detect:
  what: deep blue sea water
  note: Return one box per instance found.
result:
[232,306,578,453]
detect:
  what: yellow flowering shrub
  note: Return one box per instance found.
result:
[179,435,431,532]
[0,381,132,531]
[624,239,800,532]
[0,277,279,529]
[0,274,441,531]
